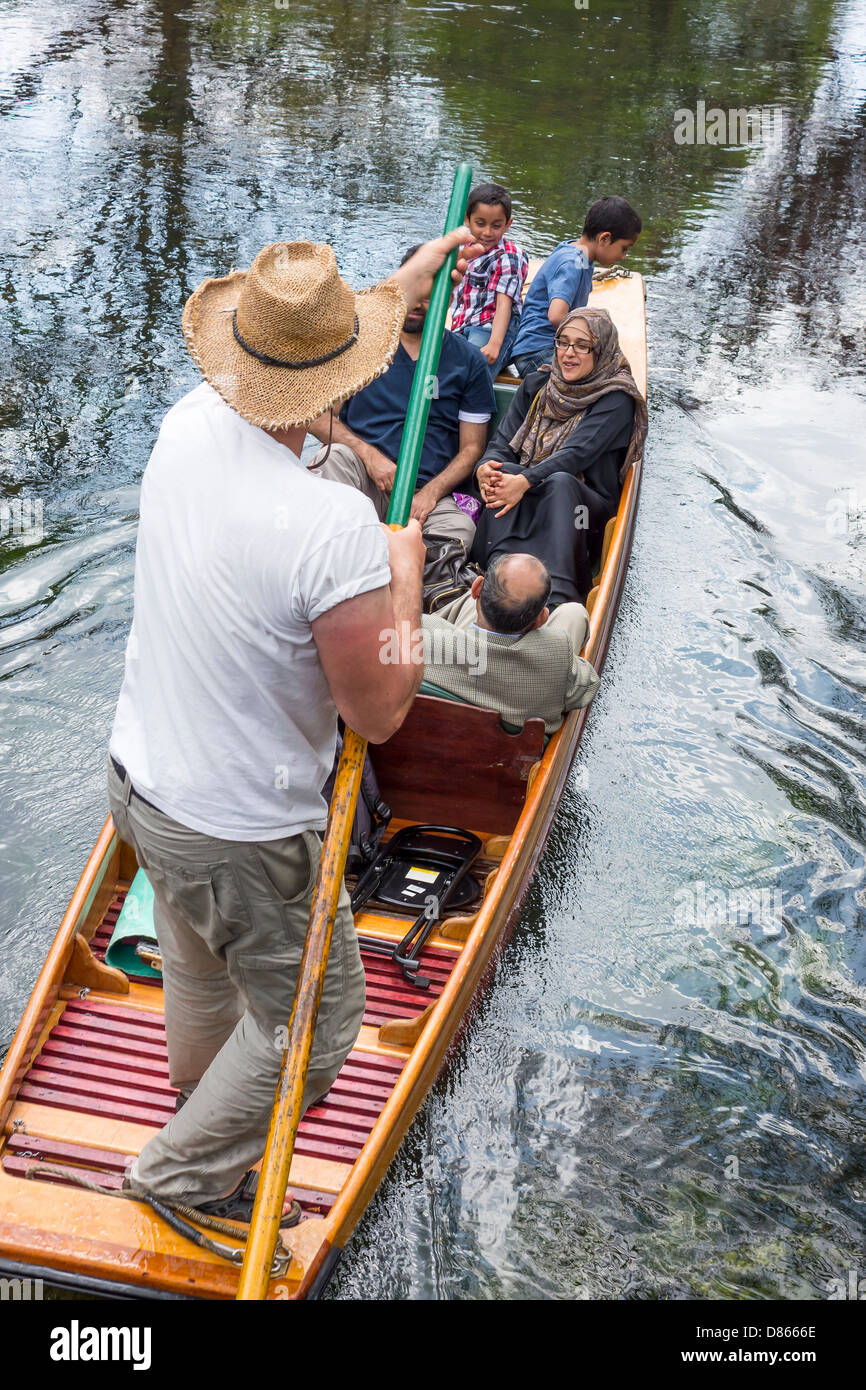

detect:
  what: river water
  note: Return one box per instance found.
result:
[1,0,864,1300]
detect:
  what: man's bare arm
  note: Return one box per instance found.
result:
[312,521,425,743]
[308,412,396,493]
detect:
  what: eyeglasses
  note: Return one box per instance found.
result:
[555,336,595,356]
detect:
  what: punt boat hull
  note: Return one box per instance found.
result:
[0,269,646,1299]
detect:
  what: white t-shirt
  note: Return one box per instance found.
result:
[110,382,390,840]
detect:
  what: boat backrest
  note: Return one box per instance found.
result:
[418,677,523,735]
[369,693,546,836]
[492,379,518,428]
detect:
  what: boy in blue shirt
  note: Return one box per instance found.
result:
[510,196,641,377]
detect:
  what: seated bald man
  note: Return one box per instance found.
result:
[420,554,599,734]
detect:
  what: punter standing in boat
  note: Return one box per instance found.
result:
[106,231,473,1222]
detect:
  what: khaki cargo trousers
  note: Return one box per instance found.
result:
[312,443,477,552]
[107,757,365,1204]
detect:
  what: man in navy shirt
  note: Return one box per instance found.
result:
[309,247,496,553]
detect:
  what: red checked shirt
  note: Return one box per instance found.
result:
[450,238,529,332]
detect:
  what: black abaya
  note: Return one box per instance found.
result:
[470,371,635,604]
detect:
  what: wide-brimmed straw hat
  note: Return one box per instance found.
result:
[182,241,407,430]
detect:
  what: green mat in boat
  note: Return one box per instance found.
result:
[106,868,161,978]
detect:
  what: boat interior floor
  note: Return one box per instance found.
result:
[1,813,510,1262]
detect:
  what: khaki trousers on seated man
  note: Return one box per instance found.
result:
[311,442,477,552]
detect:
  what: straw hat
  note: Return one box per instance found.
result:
[181,242,407,430]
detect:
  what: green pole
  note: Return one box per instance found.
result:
[386,161,473,526]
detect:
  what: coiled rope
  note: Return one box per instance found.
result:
[24,1163,297,1277]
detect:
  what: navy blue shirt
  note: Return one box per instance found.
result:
[340,332,496,488]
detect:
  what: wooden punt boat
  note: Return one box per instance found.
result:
[0,267,646,1299]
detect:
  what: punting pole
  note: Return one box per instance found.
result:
[235,163,473,1300]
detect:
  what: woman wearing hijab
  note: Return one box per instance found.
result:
[471,307,647,606]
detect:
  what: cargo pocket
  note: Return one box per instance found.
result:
[232,832,357,1061]
[233,945,304,1033]
[232,831,321,1028]
[141,857,247,961]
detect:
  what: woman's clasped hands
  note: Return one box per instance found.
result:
[476,460,531,518]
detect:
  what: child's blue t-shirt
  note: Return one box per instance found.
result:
[511,241,593,360]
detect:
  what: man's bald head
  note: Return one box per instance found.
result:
[477,554,552,634]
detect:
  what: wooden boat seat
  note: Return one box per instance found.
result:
[418,677,523,735]
[370,693,546,836]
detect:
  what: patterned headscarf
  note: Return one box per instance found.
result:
[509,307,648,482]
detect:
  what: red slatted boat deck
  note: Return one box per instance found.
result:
[4,893,462,1217]
[88,892,458,1026]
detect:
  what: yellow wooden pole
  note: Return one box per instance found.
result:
[235,729,365,1298]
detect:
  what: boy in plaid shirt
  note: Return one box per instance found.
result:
[451,182,528,380]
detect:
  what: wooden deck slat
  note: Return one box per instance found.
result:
[47,1025,167,1061]
[17,1083,176,1127]
[311,1088,384,1119]
[364,1006,420,1025]
[25,1067,177,1112]
[53,1013,169,1046]
[362,962,452,984]
[6,1133,132,1172]
[341,1049,406,1077]
[33,1054,175,1095]
[293,1135,363,1163]
[296,1119,370,1150]
[323,1076,395,1105]
[62,1000,168,1031]
[364,991,438,1014]
[3,1157,128,1190]
[39,1038,171,1078]
[363,970,449,996]
[301,1107,374,1138]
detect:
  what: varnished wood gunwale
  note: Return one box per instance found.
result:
[0,819,118,1133]
[0,271,645,1299]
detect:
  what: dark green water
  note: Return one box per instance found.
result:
[1,0,864,1299]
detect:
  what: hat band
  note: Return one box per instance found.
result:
[232,311,359,369]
